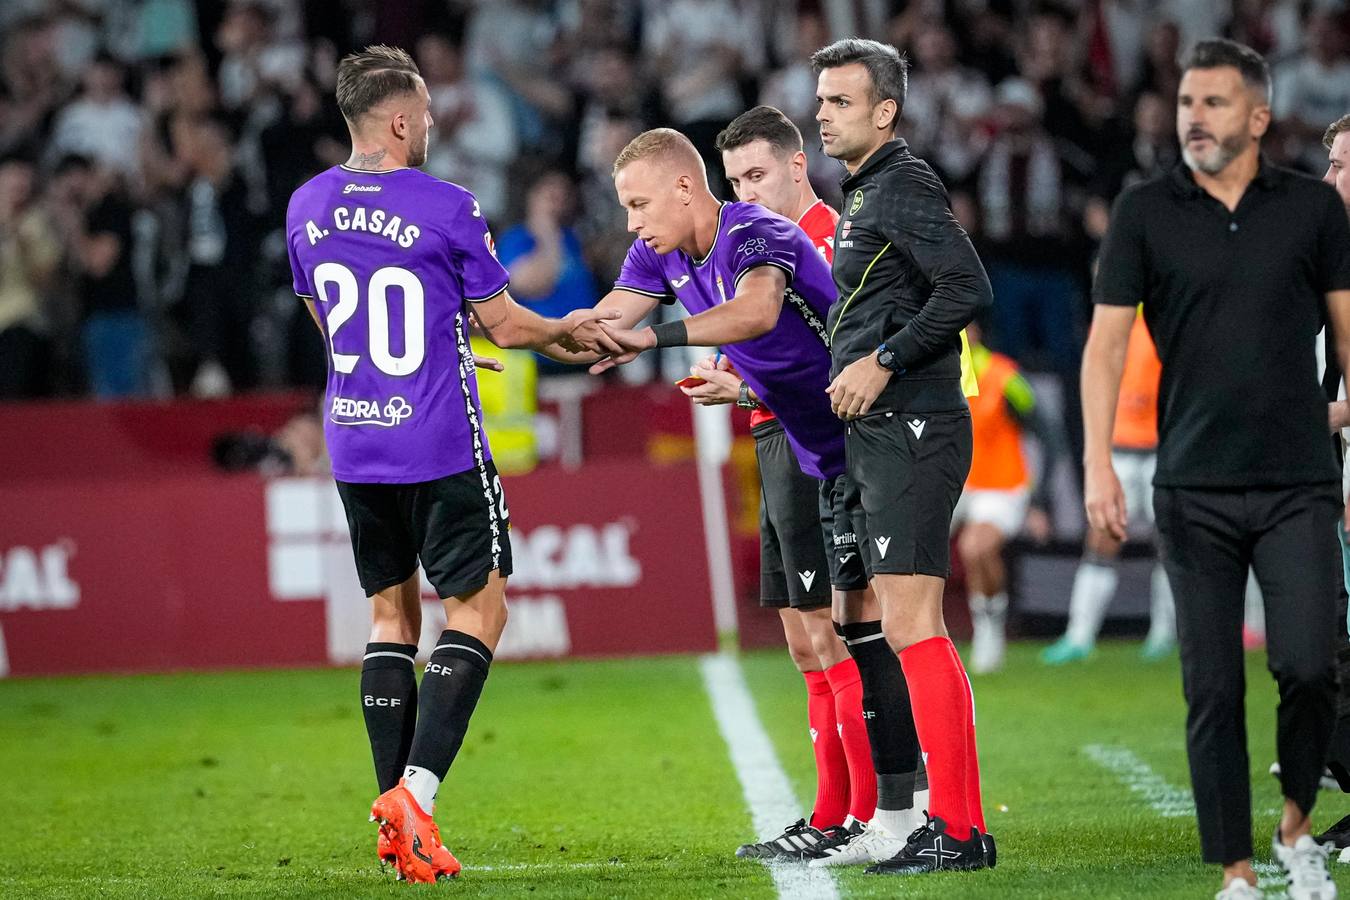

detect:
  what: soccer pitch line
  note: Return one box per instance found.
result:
[1084,744,1291,899]
[701,653,841,900]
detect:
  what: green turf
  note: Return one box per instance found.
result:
[0,642,1343,897]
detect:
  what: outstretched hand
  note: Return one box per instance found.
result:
[588,322,656,374]
[557,307,624,354]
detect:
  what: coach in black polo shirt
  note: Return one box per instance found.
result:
[1086,39,1350,898]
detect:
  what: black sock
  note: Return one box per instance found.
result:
[839,620,925,807]
[361,642,419,793]
[406,630,493,780]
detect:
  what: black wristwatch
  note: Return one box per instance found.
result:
[736,381,760,410]
[876,342,903,373]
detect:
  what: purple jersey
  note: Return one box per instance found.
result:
[616,202,843,479]
[286,165,509,483]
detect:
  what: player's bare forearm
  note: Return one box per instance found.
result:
[1080,305,1135,467]
[682,267,785,346]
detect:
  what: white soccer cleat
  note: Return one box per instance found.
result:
[1273,831,1338,900]
[1215,877,1264,899]
[807,820,907,867]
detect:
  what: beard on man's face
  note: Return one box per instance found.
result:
[1182,130,1249,176]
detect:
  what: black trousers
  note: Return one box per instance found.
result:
[1154,484,1341,865]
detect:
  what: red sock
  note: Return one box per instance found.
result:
[824,658,877,822]
[898,636,974,840]
[950,641,986,832]
[804,670,850,828]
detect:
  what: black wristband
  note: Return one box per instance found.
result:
[651,320,688,348]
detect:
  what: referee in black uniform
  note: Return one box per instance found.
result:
[1086,39,1350,898]
[812,38,994,874]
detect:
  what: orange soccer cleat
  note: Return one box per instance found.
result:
[377,829,398,873]
[370,780,462,883]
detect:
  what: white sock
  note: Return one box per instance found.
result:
[1145,563,1175,644]
[871,805,921,838]
[1064,562,1117,648]
[1244,570,1265,637]
[402,765,439,814]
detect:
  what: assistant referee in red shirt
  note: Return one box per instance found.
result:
[1085,39,1350,899]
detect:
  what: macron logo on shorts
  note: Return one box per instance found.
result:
[907,418,926,439]
[875,536,891,559]
[798,570,817,592]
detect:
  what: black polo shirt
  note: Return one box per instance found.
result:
[1095,159,1350,488]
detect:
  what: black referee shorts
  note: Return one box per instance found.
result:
[335,460,513,600]
[755,420,831,609]
[844,409,972,578]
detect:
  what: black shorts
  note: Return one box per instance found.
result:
[756,420,831,609]
[818,474,868,592]
[335,460,513,599]
[844,409,972,578]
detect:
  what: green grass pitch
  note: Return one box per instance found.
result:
[0,643,1342,898]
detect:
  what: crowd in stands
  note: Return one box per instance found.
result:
[0,0,1347,406]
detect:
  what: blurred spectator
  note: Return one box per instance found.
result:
[170,118,263,395]
[642,0,753,179]
[0,17,66,162]
[903,22,993,188]
[759,11,841,201]
[462,0,567,151]
[1085,91,1178,241]
[1127,20,1182,106]
[1018,5,1101,164]
[48,155,145,399]
[417,33,518,221]
[214,2,305,112]
[496,168,600,376]
[976,79,1084,380]
[0,153,59,398]
[1273,9,1350,172]
[48,53,142,180]
[213,410,329,476]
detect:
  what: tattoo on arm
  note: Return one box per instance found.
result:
[347,149,388,170]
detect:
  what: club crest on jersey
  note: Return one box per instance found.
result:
[849,190,864,215]
[330,395,414,427]
[484,231,497,257]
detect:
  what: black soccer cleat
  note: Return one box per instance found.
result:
[799,818,865,861]
[736,818,833,861]
[981,830,998,868]
[864,814,989,875]
[1315,813,1350,849]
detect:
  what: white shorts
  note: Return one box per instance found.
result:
[1113,449,1156,528]
[951,487,1030,537]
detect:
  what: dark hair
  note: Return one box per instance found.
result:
[810,38,909,115]
[53,154,94,176]
[1325,114,1350,149]
[715,105,803,157]
[335,45,421,124]
[1183,38,1271,102]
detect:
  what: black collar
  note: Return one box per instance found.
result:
[841,138,909,189]
[1167,154,1282,200]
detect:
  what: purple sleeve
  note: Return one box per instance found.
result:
[446,191,511,302]
[730,214,798,289]
[285,201,312,298]
[614,239,669,298]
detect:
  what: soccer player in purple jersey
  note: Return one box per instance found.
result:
[284,45,616,883]
[543,126,931,861]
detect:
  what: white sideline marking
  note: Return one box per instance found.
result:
[1082,744,1195,818]
[1085,745,1292,899]
[700,654,840,900]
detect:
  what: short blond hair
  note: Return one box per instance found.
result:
[1325,114,1350,149]
[612,127,705,178]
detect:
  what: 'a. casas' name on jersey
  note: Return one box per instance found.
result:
[303,206,421,248]
[330,395,414,427]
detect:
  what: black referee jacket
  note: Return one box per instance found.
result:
[827,139,992,413]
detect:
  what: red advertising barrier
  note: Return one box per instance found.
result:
[0,461,717,677]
